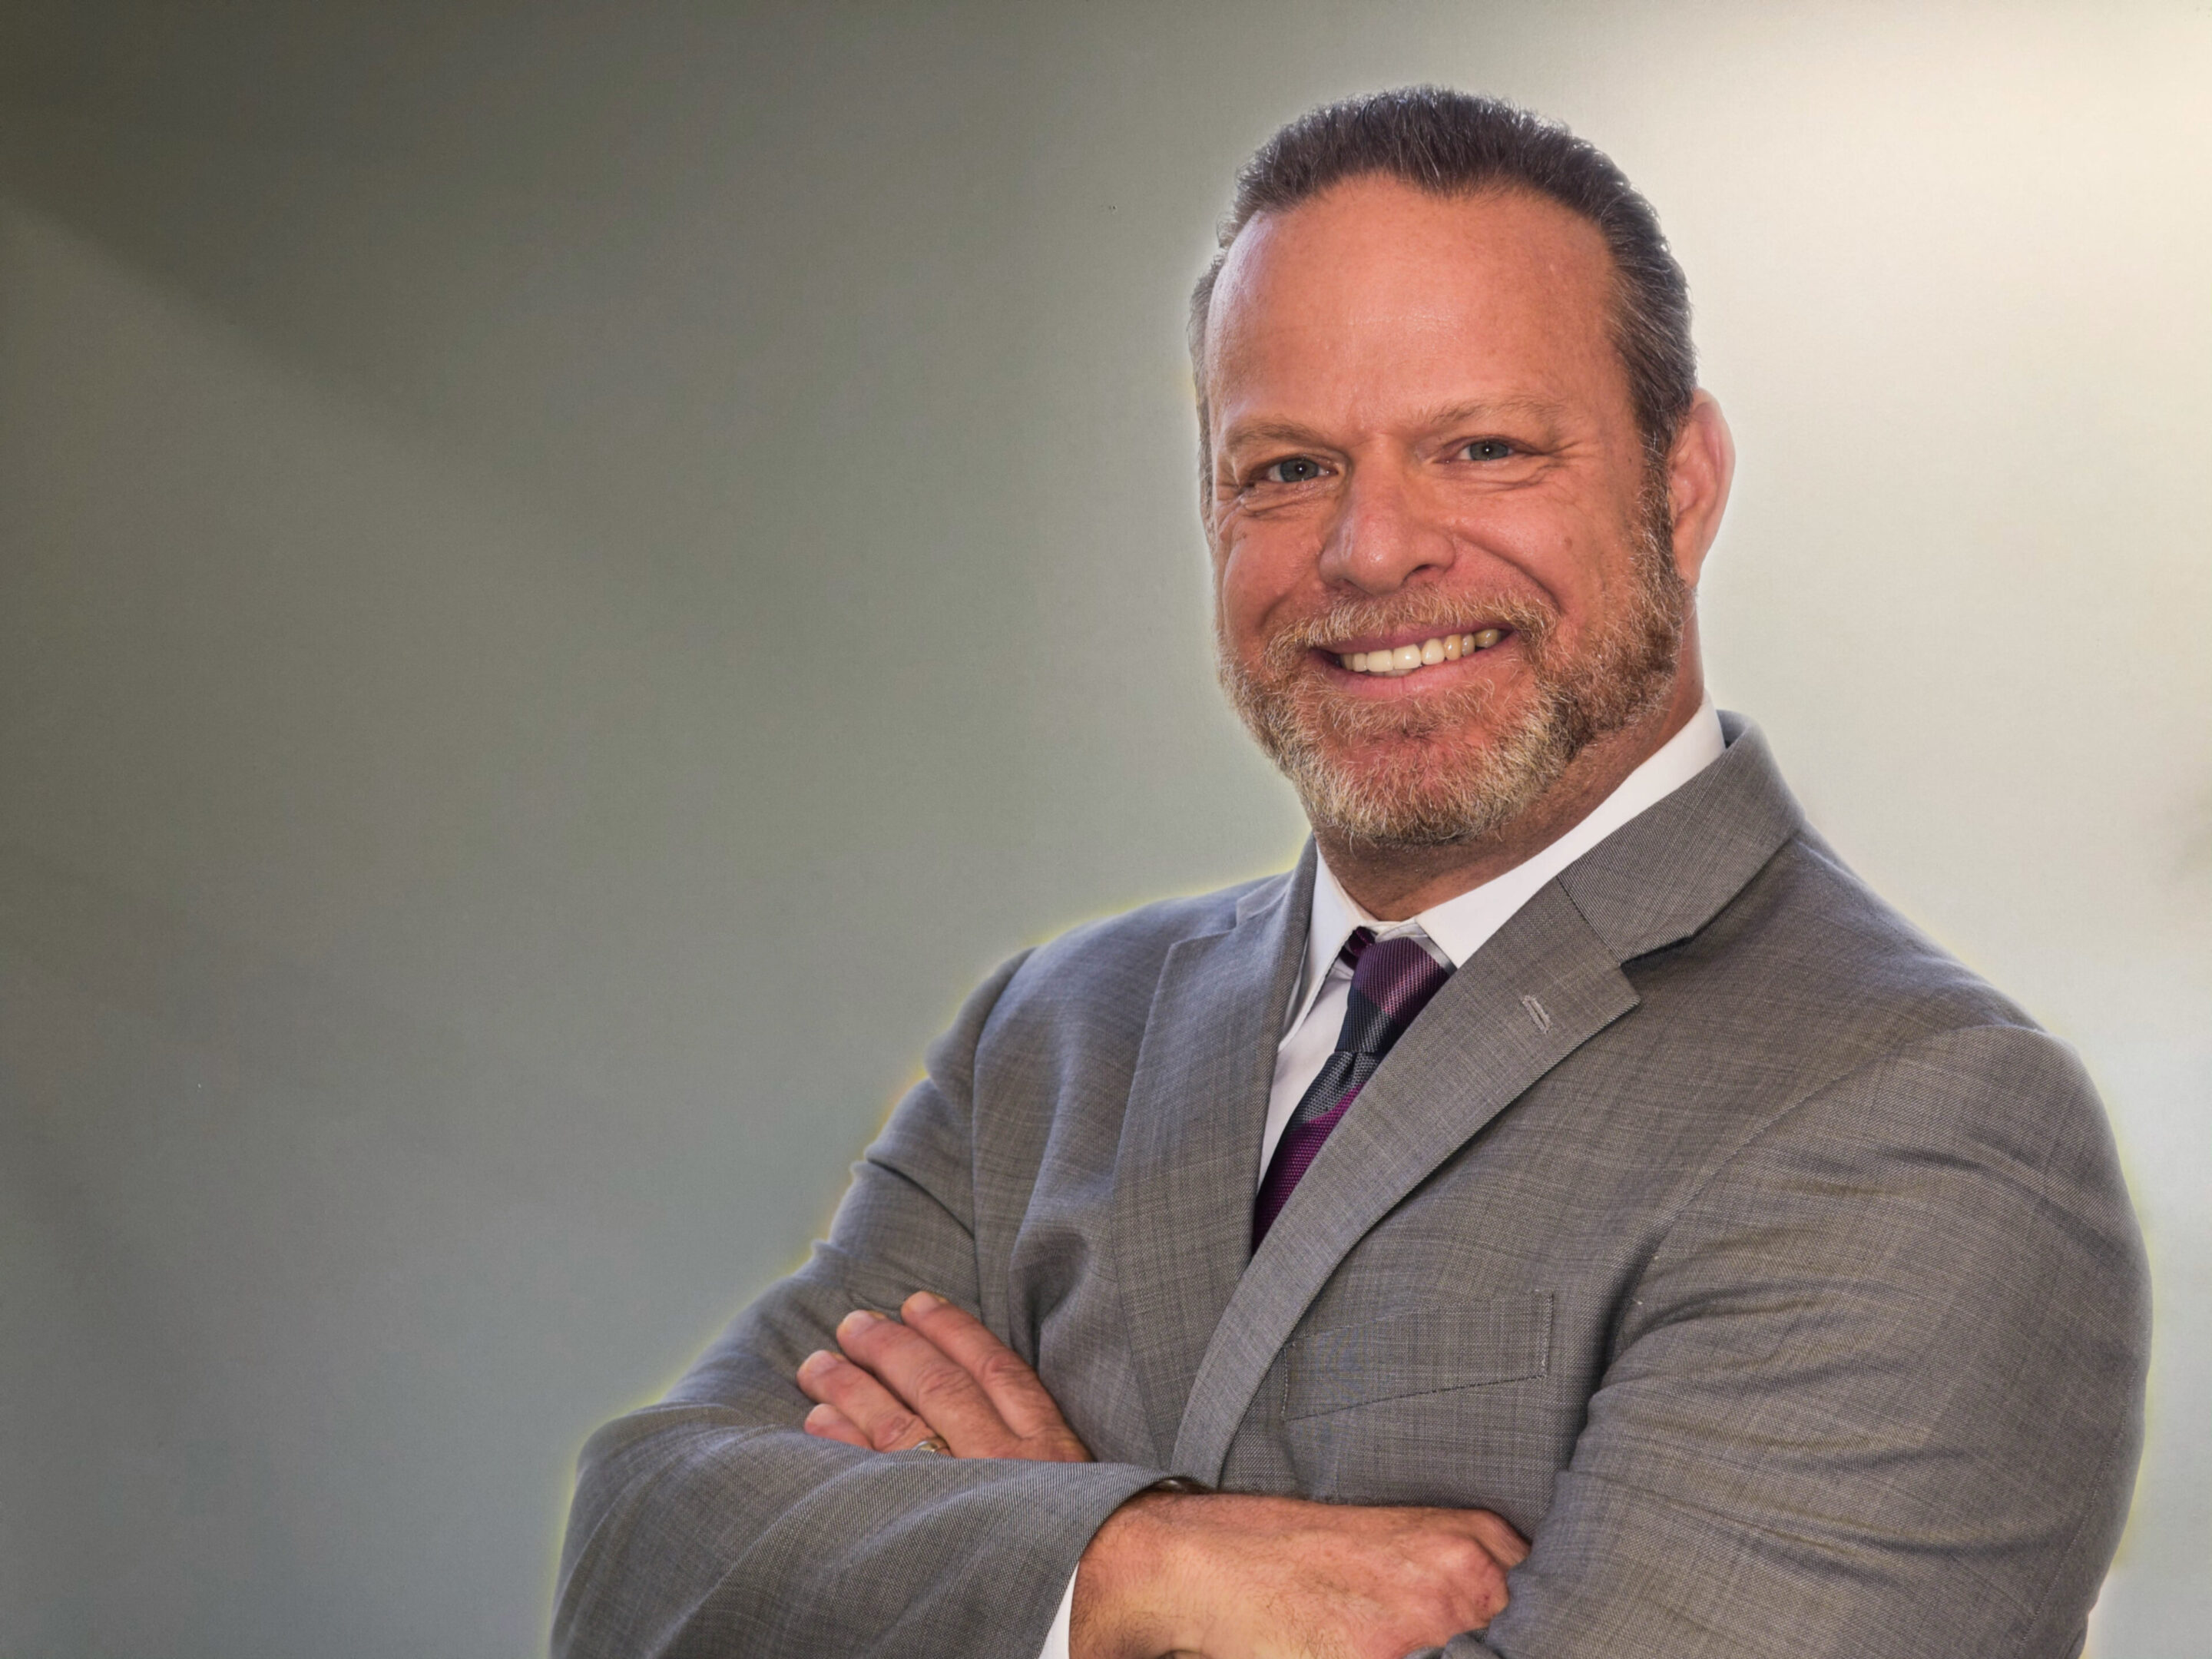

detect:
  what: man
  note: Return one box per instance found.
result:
[555,89,2146,1659]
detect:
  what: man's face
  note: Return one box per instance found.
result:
[1203,178,1691,848]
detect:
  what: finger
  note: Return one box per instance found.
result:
[833,1309,1019,1455]
[900,1291,1087,1450]
[800,1401,872,1450]
[1417,1528,1512,1632]
[796,1346,939,1453]
[1464,1509,1532,1570]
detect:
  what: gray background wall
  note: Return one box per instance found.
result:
[1,3,2204,1654]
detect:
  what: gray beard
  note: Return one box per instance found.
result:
[1217,494,1690,851]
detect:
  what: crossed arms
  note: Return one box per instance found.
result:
[554,954,2148,1659]
[800,1290,1528,1658]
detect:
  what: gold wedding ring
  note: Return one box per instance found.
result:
[909,1435,952,1456]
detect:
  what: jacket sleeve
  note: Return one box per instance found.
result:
[552,952,1169,1659]
[1433,1023,2149,1659]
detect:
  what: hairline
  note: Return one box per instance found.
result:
[1188,174,1679,489]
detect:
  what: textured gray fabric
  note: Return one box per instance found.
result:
[555,715,2147,1658]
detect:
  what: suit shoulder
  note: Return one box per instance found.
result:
[949,870,1290,1107]
[1001,872,1279,1006]
[1647,827,2049,1073]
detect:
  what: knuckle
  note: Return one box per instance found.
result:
[909,1360,972,1409]
[976,1350,1035,1391]
[1442,1537,1492,1578]
[830,1370,887,1413]
[866,1410,922,1451]
[1454,1554,1509,1623]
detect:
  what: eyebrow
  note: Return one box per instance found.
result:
[1217,419,1336,452]
[1217,396,1572,453]
[1415,396,1572,429]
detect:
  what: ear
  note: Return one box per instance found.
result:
[1665,391,1735,588]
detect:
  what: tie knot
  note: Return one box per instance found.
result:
[1339,930,1452,1053]
[1251,926,1457,1247]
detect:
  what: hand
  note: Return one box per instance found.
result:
[796,1290,1092,1462]
[1071,1490,1528,1659]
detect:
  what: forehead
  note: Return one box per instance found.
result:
[1204,178,1628,434]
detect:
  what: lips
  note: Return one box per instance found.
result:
[1333,628,1507,676]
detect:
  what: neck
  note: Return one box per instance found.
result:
[1317,657,1707,922]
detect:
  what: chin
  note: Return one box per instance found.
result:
[1220,541,1691,849]
[1225,664,1522,843]
[1283,710,1575,849]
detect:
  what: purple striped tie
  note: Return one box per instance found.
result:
[1252,929,1455,1248]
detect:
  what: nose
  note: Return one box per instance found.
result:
[1315,461,1453,595]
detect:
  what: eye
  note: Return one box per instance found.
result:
[1462,439,1516,462]
[1260,455,1328,485]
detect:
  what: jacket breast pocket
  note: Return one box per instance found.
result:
[1278,1293,1555,1514]
[1283,1292,1553,1419]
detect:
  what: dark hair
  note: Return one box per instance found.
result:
[1190,87,1696,469]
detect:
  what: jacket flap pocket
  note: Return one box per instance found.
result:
[1283,1292,1551,1419]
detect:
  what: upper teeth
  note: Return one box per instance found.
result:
[1339,630,1503,674]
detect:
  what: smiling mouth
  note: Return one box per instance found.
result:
[1333,628,1508,677]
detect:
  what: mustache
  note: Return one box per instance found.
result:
[1251,588,1560,676]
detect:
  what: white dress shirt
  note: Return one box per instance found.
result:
[1034,703,1725,1659]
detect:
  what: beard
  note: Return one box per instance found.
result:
[1217,484,1690,850]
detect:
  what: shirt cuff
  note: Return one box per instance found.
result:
[1035,1566,1077,1659]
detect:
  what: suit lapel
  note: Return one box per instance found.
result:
[1137,713,1806,1481]
[1169,879,1637,1482]
[1110,848,1313,1465]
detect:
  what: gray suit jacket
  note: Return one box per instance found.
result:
[555,716,2147,1658]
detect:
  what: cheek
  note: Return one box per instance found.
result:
[1443,497,1616,614]
[1214,525,1303,644]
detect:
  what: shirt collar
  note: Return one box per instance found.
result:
[1286,700,1726,1032]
